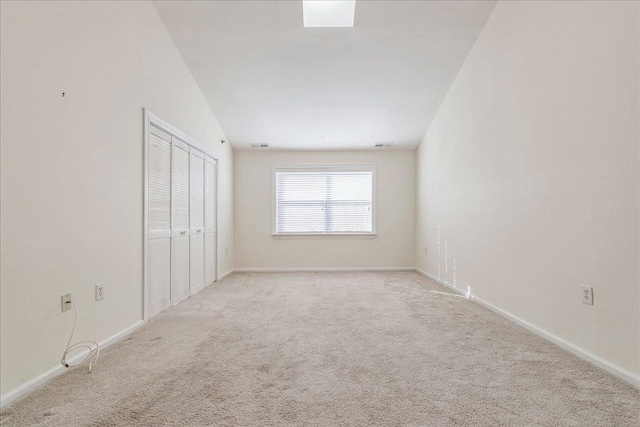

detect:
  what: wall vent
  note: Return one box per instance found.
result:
[374,142,394,148]
[250,143,269,148]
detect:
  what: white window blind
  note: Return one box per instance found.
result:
[274,167,374,234]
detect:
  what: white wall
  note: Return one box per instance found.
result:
[416,0,639,378]
[235,150,415,270]
[0,0,234,396]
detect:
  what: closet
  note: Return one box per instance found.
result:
[147,122,217,319]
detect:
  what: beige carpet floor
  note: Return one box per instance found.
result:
[1,272,639,426]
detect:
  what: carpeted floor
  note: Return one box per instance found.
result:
[1,272,639,426]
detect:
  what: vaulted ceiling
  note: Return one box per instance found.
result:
[154,1,496,150]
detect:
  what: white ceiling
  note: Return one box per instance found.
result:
[153,1,496,150]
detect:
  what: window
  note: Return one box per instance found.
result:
[273,166,375,235]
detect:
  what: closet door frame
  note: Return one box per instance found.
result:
[143,109,219,322]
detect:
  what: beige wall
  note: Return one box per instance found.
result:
[0,1,234,396]
[235,150,416,270]
[416,1,639,376]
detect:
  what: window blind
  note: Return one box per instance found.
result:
[275,168,373,234]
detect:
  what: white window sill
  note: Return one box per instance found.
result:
[272,233,377,239]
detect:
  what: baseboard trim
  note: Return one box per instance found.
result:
[234,267,416,273]
[0,320,146,409]
[4,268,635,409]
[416,268,467,295]
[415,268,640,389]
[190,283,205,296]
[217,269,235,280]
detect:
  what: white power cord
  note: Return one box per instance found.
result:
[60,301,100,372]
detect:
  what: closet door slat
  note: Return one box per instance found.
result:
[204,157,217,285]
[190,151,205,233]
[204,158,216,233]
[148,125,172,317]
[189,149,205,292]
[148,126,171,239]
[172,141,190,236]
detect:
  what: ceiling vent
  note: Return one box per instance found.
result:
[374,142,393,148]
[250,143,269,148]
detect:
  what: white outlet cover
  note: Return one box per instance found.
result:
[96,283,104,301]
[61,294,72,312]
[581,285,593,305]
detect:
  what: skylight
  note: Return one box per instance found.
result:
[303,0,356,28]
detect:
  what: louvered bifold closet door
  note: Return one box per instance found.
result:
[171,139,191,304]
[204,156,217,286]
[189,148,205,294]
[148,125,172,316]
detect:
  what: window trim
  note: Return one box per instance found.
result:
[272,164,377,237]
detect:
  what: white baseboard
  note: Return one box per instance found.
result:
[415,268,640,389]
[0,320,146,409]
[190,283,205,296]
[217,269,235,280]
[4,268,636,410]
[233,267,416,273]
[416,268,467,295]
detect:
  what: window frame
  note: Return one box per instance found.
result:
[272,165,377,237]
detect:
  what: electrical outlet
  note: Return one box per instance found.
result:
[581,285,593,305]
[225,247,228,255]
[61,294,72,312]
[424,246,428,255]
[95,283,104,301]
